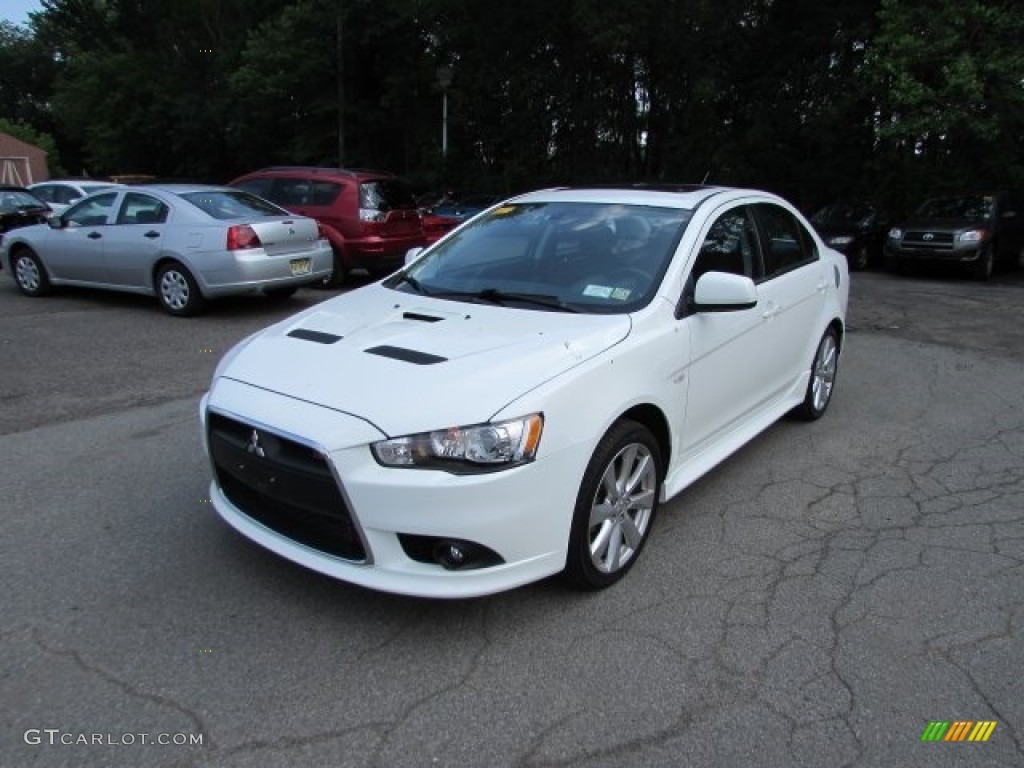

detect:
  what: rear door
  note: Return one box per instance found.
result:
[103,192,170,288]
[750,203,829,401]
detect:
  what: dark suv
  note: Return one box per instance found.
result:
[229,167,426,286]
[884,191,1024,280]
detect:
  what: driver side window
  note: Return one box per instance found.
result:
[65,192,117,227]
[693,207,759,280]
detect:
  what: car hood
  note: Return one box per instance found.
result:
[219,284,631,438]
[901,216,990,231]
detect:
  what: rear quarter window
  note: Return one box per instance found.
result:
[179,190,287,220]
[359,179,416,211]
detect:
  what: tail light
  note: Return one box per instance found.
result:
[316,222,328,240]
[227,224,261,250]
[359,208,387,223]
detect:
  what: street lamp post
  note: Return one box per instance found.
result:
[436,66,453,157]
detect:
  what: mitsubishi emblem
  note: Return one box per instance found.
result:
[247,429,266,458]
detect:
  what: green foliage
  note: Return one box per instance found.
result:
[0,0,1019,204]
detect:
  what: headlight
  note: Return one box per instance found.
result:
[887,227,903,240]
[372,414,544,473]
[958,229,987,243]
[827,236,854,246]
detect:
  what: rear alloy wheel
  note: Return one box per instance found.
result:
[851,245,869,271]
[793,327,839,420]
[12,249,51,296]
[156,262,206,316]
[322,249,347,288]
[564,420,662,590]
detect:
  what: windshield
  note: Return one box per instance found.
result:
[811,202,875,227]
[0,189,48,213]
[915,195,995,220]
[387,201,691,314]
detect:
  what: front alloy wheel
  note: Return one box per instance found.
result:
[564,420,662,589]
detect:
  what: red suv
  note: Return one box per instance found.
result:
[229,167,427,286]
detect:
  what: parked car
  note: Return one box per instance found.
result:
[200,185,849,597]
[429,193,502,222]
[229,167,427,286]
[27,179,122,214]
[884,191,1024,279]
[0,185,51,240]
[1,184,333,316]
[420,209,461,244]
[809,200,895,270]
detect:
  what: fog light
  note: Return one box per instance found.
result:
[434,541,469,570]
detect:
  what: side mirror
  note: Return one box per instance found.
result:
[404,246,424,265]
[693,271,758,312]
[46,214,63,229]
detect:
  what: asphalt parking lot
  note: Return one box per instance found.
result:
[2,268,1022,767]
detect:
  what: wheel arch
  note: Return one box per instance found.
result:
[152,256,207,298]
[617,403,671,470]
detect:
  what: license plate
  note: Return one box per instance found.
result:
[289,258,311,276]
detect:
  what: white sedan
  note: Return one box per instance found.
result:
[200,186,849,597]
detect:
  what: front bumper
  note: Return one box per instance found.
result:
[200,379,583,598]
[884,242,984,265]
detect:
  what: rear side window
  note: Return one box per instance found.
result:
[311,181,343,206]
[232,178,271,198]
[359,179,416,212]
[116,192,169,224]
[753,203,817,278]
[179,189,286,220]
[269,177,312,206]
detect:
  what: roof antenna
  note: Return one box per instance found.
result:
[701,170,711,184]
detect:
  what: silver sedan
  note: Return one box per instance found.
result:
[0,184,334,315]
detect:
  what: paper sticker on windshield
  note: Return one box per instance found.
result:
[493,205,517,216]
[610,287,632,301]
[583,284,613,298]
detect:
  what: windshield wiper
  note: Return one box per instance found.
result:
[439,288,579,313]
[393,272,430,295]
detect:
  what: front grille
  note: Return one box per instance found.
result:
[903,231,955,250]
[207,412,366,561]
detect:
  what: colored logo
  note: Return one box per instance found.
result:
[921,721,997,742]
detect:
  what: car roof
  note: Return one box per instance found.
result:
[237,166,397,181]
[508,184,751,210]
[127,183,241,195]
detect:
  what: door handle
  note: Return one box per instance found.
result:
[87,231,102,239]
[762,304,780,320]
[144,231,160,239]
[816,279,828,293]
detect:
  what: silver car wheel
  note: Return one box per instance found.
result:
[15,256,41,292]
[160,269,190,310]
[588,443,656,574]
[810,332,838,413]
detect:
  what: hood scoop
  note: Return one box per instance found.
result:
[287,329,342,344]
[365,345,447,365]
[402,311,444,323]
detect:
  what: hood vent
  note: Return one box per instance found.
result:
[402,311,443,323]
[365,345,447,365]
[287,329,342,344]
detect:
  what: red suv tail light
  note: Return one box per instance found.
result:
[227,224,261,250]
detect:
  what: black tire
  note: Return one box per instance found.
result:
[322,249,347,287]
[850,245,869,271]
[972,245,994,281]
[563,420,663,590]
[155,261,206,316]
[10,248,51,296]
[264,285,298,301]
[793,326,840,421]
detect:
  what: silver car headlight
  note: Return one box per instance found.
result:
[372,414,544,473]
[958,229,987,244]
[887,227,903,240]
